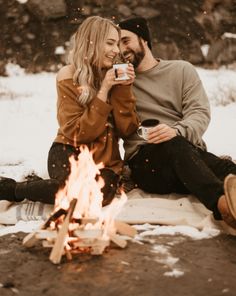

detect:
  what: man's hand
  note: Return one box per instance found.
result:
[147,124,177,144]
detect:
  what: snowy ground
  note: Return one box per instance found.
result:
[1,63,236,181]
[0,63,236,244]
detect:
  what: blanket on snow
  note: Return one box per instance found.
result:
[0,188,235,235]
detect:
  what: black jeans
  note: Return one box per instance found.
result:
[48,143,119,205]
[128,136,236,220]
[16,143,119,205]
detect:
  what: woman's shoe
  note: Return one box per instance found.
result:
[15,179,59,204]
[0,176,17,201]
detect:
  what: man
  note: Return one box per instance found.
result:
[118,16,236,229]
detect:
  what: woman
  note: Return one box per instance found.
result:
[0,16,139,206]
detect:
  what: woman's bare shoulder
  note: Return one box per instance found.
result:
[56,65,75,82]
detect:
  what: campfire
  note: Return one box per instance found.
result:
[23,146,137,264]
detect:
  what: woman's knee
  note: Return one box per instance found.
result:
[99,168,119,206]
[47,143,78,183]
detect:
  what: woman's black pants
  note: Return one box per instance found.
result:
[128,136,236,220]
[15,143,119,205]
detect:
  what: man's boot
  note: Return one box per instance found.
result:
[218,174,236,229]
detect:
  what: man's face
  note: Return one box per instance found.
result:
[120,30,145,68]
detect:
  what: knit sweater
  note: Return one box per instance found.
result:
[124,59,211,160]
[54,79,139,174]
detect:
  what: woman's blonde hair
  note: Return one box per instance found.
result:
[68,16,120,106]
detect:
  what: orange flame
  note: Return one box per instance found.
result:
[54,145,127,237]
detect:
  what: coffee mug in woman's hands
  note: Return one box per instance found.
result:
[113,63,129,81]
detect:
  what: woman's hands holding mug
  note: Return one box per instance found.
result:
[98,63,135,102]
[115,63,135,85]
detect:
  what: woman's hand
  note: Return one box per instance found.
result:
[98,64,135,102]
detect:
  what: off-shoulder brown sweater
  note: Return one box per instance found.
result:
[54,79,139,175]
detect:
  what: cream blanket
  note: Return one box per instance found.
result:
[0,188,235,235]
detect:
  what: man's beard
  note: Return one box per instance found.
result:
[123,39,145,68]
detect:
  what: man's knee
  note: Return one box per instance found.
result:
[167,136,195,155]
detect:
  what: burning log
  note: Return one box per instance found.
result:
[110,234,127,248]
[73,229,103,238]
[49,199,77,264]
[23,207,67,247]
[114,220,137,237]
[23,204,136,263]
[23,146,137,264]
[23,202,136,263]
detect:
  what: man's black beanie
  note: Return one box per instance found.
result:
[119,17,152,49]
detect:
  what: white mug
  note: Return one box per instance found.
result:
[137,119,160,140]
[113,63,129,81]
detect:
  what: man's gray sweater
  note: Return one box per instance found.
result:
[124,59,211,160]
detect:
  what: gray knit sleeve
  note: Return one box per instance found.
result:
[172,62,210,149]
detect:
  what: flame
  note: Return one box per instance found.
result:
[54,145,127,237]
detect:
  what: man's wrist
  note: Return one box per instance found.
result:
[173,127,182,136]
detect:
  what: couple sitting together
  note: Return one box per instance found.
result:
[1,16,236,229]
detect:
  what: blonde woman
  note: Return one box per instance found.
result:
[0,16,139,205]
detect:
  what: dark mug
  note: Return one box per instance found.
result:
[137,119,160,140]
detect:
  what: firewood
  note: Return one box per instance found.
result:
[90,239,110,255]
[72,237,109,254]
[73,217,98,224]
[110,234,127,248]
[72,238,97,248]
[23,208,66,247]
[65,250,73,260]
[74,229,102,239]
[49,199,77,264]
[43,208,67,228]
[22,231,38,248]
[35,230,57,240]
[114,220,137,238]
[42,240,54,248]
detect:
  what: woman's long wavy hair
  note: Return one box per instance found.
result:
[68,16,120,106]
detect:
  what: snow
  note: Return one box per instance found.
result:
[0,220,42,237]
[16,0,28,3]
[0,64,57,180]
[0,63,236,243]
[201,44,209,57]
[222,32,236,39]
[54,46,66,55]
[137,224,220,240]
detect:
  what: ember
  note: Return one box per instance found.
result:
[23,146,137,264]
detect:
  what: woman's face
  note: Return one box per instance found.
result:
[101,26,120,69]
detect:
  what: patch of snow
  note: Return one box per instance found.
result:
[201,44,209,57]
[164,269,184,278]
[55,46,65,55]
[0,220,42,237]
[15,0,28,4]
[197,67,236,106]
[222,32,236,39]
[139,225,220,240]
